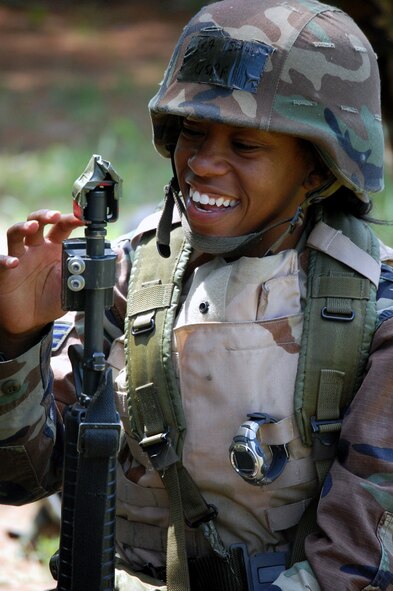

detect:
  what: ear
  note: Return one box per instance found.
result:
[303,156,333,192]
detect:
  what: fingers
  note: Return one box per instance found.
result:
[26,209,85,246]
[6,210,84,257]
[6,210,60,257]
[7,219,41,258]
[25,210,62,246]
[26,209,62,222]
[0,254,19,270]
[45,213,85,244]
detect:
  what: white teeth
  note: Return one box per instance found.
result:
[189,188,238,208]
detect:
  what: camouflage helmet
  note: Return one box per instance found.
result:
[149,0,384,200]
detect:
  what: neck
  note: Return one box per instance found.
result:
[243,222,305,257]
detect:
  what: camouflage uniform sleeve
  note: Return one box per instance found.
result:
[0,328,63,505]
[376,263,393,326]
[304,317,393,590]
[269,266,393,591]
[0,234,132,506]
[269,317,393,591]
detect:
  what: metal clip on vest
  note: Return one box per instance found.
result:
[52,160,121,591]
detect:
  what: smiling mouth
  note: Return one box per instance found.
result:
[189,187,239,210]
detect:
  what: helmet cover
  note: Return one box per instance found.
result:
[149,0,384,199]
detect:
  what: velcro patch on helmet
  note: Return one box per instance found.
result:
[177,30,274,94]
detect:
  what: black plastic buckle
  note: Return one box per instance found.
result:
[321,306,355,322]
[311,416,341,459]
[186,504,218,529]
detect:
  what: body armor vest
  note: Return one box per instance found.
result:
[115,208,380,588]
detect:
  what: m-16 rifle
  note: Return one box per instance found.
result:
[50,155,122,591]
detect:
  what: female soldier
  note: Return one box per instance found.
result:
[0,1,393,590]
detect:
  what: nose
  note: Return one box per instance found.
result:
[187,136,229,177]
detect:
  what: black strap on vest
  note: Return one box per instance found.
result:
[69,356,119,590]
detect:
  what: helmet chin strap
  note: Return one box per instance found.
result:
[156,169,341,258]
[156,176,181,258]
[181,207,303,257]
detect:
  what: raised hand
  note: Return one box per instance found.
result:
[0,209,85,356]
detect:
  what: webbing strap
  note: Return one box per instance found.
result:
[126,227,227,590]
[126,227,192,591]
[290,499,318,566]
[316,369,343,429]
[126,226,190,452]
[131,386,190,590]
[71,368,120,591]
[188,547,247,591]
[291,209,380,566]
[164,464,190,591]
[307,220,380,287]
[177,466,217,528]
[294,210,380,448]
[128,282,174,317]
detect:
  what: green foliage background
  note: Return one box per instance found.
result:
[0,2,198,241]
[0,0,392,244]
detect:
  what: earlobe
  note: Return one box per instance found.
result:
[303,164,333,192]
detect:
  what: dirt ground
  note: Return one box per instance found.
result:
[0,503,56,590]
[0,2,191,589]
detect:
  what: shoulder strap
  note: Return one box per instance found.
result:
[126,224,190,454]
[125,226,228,591]
[291,208,380,565]
[126,225,193,590]
[294,208,380,451]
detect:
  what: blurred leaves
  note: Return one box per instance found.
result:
[0,0,392,245]
[0,1,183,239]
[0,120,170,238]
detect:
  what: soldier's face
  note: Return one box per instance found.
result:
[175,119,322,254]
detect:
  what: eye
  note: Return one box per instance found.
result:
[233,140,259,151]
[180,122,204,139]
[232,139,266,153]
